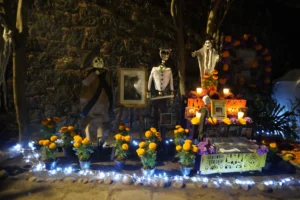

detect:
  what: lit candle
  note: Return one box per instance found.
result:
[238,111,244,119]
[196,111,201,118]
[196,87,203,94]
[223,88,229,95]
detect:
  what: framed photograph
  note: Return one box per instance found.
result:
[211,100,227,119]
[118,68,147,107]
[160,113,175,126]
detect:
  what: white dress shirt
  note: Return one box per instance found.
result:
[148,66,174,91]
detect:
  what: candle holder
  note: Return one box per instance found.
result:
[196,87,203,95]
[223,88,229,96]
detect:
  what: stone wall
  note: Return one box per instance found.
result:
[19,0,183,139]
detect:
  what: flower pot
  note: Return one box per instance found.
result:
[79,160,91,170]
[44,159,58,170]
[114,160,125,172]
[141,167,155,177]
[180,165,192,176]
[62,147,75,157]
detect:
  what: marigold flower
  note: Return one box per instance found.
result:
[183,143,191,151]
[60,126,68,133]
[139,141,146,148]
[119,125,125,131]
[114,134,122,140]
[136,148,145,156]
[122,143,129,150]
[149,142,157,150]
[192,145,198,153]
[184,129,189,133]
[212,70,218,75]
[125,127,130,131]
[225,36,232,43]
[74,135,83,142]
[43,140,50,146]
[50,135,58,142]
[185,139,193,145]
[270,143,277,149]
[155,132,160,137]
[203,74,210,79]
[73,142,80,148]
[145,130,152,138]
[223,118,231,125]
[53,117,60,122]
[38,140,44,145]
[222,51,230,58]
[208,117,218,125]
[41,119,49,125]
[150,127,157,133]
[243,34,249,40]
[49,143,56,149]
[219,78,227,85]
[175,125,181,129]
[191,117,200,125]
[212,75,218,80]
[238,118,247,125]
[255,44,262,51]
[70,132,77,137]
[176,145,182,151]
[47,118,51,122]
[178,128,184,133]
[124,135,131,142]
[68,126,75,131]
[174,130,178,134]
[47,123,54,128]
[223,64,229,71]
[82,138,89,145]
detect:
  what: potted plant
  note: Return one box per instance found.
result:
[113,124,131,171]
[175,139,198,176]
[73,135,94,170]
[261,140,279,170]
[59,125,77,156]
[38,135,58,170]
[136,141,157,176]
[173,125,189,146]
[144,127,162,143]
[41,117,60,139]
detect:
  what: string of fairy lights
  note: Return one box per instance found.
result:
[5,142,300,189]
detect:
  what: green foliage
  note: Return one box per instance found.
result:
[59,126,77,148]
[253,95,300,140]
[173,125,189,146]
[40,145,57,161]
[136,141,157,169]
[73,137,94,161]
[175,140,197,167]
[41,117,60,139]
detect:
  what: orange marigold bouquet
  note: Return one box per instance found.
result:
[136,141,157,169]
[113,124,131,161]
[175,139,198,167]
[73,135,94,161]
[38,135,58,161]
[41,117,60,139]
[144,127,162,143]
[59,125,77,148]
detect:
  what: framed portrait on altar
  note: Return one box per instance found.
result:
[211,100,227,119]
[118,68,147,107]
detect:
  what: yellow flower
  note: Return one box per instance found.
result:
[124,135,131,142]
[136,148,145,156]
[50,135,58,142]
[73,142,80,148]
[238,118,246,125]
[149,142,157,150]
[183,143,191,151]
[145,130,152,138]
[125,127,130,131]
[174,130,178,134]
[49,142,56,149]
[43,140,50,146]
[139,141,146,148]
[114,134,122,140]
[38,140,44,145]
[46,118,51,122]
[262,140,265,144]
[82,138,89,145]
[41,119,49,125]
[121,136,126,141]
[53,117,60,122]
[269,143,277,149]
[223,118,231,125]
[68,126,75,131]
[185,139,193,145]
[176,145,182,151]
[208,117,218,125]
[60,126,68,133]
[191,117,200,125]
[178,128,184,133]
[47,123,54,128]
[122,143,129,150]
[119,125,125,131]
[150,127,157,133]
[155,132,160,137]
[175,125,181,129]
[184,129,189,133]
[192,145,198,153]
[74,135,83,142]
[70,131,77,137]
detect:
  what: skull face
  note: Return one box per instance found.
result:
[92,56,104,69]
[204,40,212,49]
[159,49,171,61]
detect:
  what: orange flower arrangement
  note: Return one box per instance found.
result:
[41,116,60,139]
[59,125,77,148]
[73,135,94,161]
[113,124,131,161]
[222,51,230,58]
[222,64,229,71]
[225,36,232,43]
[38,135,58,161]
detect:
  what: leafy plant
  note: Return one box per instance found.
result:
[173,125,189,145]
[38,135,58,161]
[113,124,131,161]
[136,141,157,169]
[41,117,60,139]
[252,95,300,140]
[59,125,77,148]
[175,139,198,167]
[73,135,94,161]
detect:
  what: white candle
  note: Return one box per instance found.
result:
[223,88,229,95]
[238,111,244,119]
[196,111,201,118]
[196,87,203,94]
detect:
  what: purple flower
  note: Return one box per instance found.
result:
[208,146,215,154]
[230,117,237,124]
[257,145,269,155]
[244,117,253,123]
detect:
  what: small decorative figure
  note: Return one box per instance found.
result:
[192,36,219,87]
[197,95,211,141]
[147,47,174,97]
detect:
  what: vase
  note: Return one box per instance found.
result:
[114,160,125,172]
[79,160,91,170]
[141,167,156,177]
[44,159,58,170]
[180,165,192,176]
[62,146,74,157]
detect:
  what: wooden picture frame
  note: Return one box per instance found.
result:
[118,68,147,107]
[211,100,227,119]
